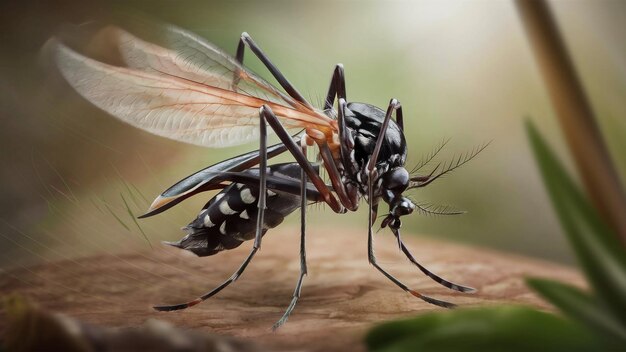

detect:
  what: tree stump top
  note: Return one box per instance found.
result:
[0,226,582,351]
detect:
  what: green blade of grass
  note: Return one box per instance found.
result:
[526,120,626,324]
[527,278,626,342]
[365,306,603,352]
[120,193,152,249]
[103,203,130,232]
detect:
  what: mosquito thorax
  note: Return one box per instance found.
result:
[342,102,407,171]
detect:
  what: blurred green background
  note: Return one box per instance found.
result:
[0,0,624,270]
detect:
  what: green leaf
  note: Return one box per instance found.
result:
[365,306,606,352]
[527,278,626,342]
[526,120,626,325]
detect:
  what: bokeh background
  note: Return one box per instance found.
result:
[0,0,624,272]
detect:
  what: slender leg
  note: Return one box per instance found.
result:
[368,99,402,173]
[153,107,270,312]
[367,170,455,309]
[324,66,401,132]
[365,101,455,308]
[324,64,346,110]
[317,142,355,211]
[391,228,476,293]
[309,98,359,211]
[323,65,355,177]
[235,33,313,109]
[338,98,357,177]
[395,104,404,131]
[319,97,360,208]
[294,65,359,211]
[273,145,309,330]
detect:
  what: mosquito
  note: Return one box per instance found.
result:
[51,21,483,329]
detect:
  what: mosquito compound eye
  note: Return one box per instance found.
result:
[383,167,410,193]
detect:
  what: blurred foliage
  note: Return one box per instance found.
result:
[366,306,603,352]
[526,121,626,338]
[365,121,626,351]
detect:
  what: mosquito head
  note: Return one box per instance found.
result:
[381,196,416,229]
[380,167,415,230]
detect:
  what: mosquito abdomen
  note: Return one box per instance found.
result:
[165,164,304,257]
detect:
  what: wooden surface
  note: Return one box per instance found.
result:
[0,226,583,351]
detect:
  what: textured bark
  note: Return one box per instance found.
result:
[0,227,583,351]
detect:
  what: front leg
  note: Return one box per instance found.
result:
[366,169,455,308]
[363,99,455,308]
[390,227,476,293]
[367,99,402,173]
[310,65,360,210]
[235,33,312,109]
[324,65,354,176]
[305,95,359,210]
[324,64,347,110]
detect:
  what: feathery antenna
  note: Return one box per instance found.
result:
[410,142,490,189]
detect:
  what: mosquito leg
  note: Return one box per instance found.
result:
[323,64,346,110]
[390,228,476,293]
[322,64,359,183]
[273,146,309,330]
[394,104,404,131]
[366,171,455,309]
[324,66,357,179]
[302,64,359,210]
[306,98,359,211]
[337,98,357,177]
[367,99,402,173]
[153,107,270,312]
[312,98,359,211]
[260,106,344,213]
[365,112,455,308]
[316,142,356,211]
[234,33,312,109]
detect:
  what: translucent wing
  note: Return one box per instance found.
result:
[51,23,335,148]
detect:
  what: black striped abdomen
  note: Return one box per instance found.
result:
[165,164,303,257]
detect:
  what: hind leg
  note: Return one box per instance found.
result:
[272,144,309,330]
[153,106,271,312]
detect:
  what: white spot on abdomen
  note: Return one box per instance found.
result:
[203,214,215,227]
[240,188,256,204]
[240,209,250,219]
[219,222,227,235]
[219,199,237,215]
